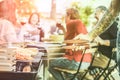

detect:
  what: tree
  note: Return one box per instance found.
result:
[50,0,56,19]
[70,1,94,26]
[15,0,37,17]
[0,0,17,25]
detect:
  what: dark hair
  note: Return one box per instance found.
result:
[28,12,40,24]
[66,8,80,19]
[96,6,108,11]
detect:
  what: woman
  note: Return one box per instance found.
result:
[49,8,92,80]
[19,12,41,42]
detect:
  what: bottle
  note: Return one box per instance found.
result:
[38,28,44,42]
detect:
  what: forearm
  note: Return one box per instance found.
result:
[101,40,110,46]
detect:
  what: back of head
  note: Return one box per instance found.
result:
[66,8,80,20]
[0,0,16,24]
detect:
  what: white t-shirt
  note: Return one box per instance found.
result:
[0,18,18,44]
[19,23,40,42]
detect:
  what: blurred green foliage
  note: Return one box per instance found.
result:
[70,2,94,26]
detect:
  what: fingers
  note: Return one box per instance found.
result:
[72,45,85,51]
[94,36,104,45]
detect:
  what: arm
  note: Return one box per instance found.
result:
[56,23,66,33]
[95,21,118,47]
[94,36,110,46]
[97,38,116,47]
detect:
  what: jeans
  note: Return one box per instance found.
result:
[48,57,90,80]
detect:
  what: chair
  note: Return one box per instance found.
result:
[79,50,117,80]
[54,49,118,80]
[53,48,95,80]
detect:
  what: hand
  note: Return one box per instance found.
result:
[56,23,64,30]
[94,36,110,46]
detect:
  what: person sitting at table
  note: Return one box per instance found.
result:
[74,5,118,79]
[19,12,41,42]
[89,6,118,79]
[73,0,120,76]
[93,6,118,58]
[48,8,92,80]
[0,0,19,45]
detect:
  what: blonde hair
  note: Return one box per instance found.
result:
[66,8,80,19]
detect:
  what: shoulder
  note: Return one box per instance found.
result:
[74,19,83,23]
[0,19,14,30]
[23,23,31,27]
[68,19,82,24]
[74,19,86,26]
[0,19,13,25]
[71,19,84,26]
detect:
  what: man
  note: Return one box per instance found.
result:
[74,0,120,75]
[92,6,118,58]
[0,0,18,44]
[92,6,118,79]
[75,0,120,41]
